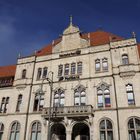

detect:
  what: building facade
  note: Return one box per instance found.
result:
[0,20,140,140]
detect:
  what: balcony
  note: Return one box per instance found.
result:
[42,105,94,119]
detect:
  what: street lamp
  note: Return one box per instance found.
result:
[46,71,53,140]
[40,71,54,140]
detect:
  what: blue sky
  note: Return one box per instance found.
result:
[0,0,140,66]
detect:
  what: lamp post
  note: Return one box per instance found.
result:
[46,71,54,140]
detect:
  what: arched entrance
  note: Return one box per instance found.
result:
[72,123,90,140]
[51,123,66,140]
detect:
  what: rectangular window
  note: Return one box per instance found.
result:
[102,59,108,71]
[77,62,82,74]
[74,97,80,106]
[58,65,63,77]
[0,97,9,113]
[71,63,76,75]
[16,95,22,112]
[64,64,69,76]
[37,68,42,80]
[42,67,48,79]
[128,92,135,105]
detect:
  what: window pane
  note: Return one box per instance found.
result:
[40,99,44,106]
[128,92,134,105]
[58,65,63,76]
[103,62,108,71]
[107,120,112,129]
[100,131,106,140]
[81,96,86,105]
[96,63,100,71]
[10,132,15,140]
[129,130,135,140]
[75,97,80,105]
[128,119,134,129]
[37,132,41,140]
[107,131,113,140]
[71,63,76,75]
[100,120,105,129]
[64,64,69,75]
[15,132,20,140]
[135,119,140,129]
[60,98,64,106]
[0,133,3,140]
[98,95,103,107]
[105,95,111,107]
[77,62,82,74]
[137,131,140,140]
[31,132,36,140]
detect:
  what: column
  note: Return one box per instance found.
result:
[66,130,72,140]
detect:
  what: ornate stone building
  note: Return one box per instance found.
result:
[0,20,140,140]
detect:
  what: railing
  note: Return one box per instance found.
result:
[42,105,94,118]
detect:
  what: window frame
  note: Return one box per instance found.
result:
[21,69,27,79]
[102,58,108,71]
[16,95,23,112]
[30,121,41,140]
[122,54,129,65]
[9,121,20,140]
[100,119,113,140]
[77,62,82,75]
[37,68,42,80]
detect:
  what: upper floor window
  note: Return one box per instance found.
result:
[126,84,135,105]
[100,119,113,140]
[37,68,42,80]
[30,121,41,140]
[122,54,129,65]
[21,69,26,79]
[9,121,20,140]
[74,85,86,106]
[42,67,48,79]
[33,93,44,112]
[0,123,4,140]
[97,83,111,108]
[77,62,82,74]
[102,58,108,71]
[64,64,69,76]
[95,59,101,72]
[16,95,23,112]
[128,117,140,140]
[58,65,63,77]
[71,63,76,75]
[0,97,9,113]
[54,88,65,107]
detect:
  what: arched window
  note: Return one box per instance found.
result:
[16,95,23,112]
[21,69,26,79]
[122,54,129,65]
[33,92,44,111]
[102,58,108,71]
[0,123,4,140]
[9,121,20,140]
[97,83,111,108]
[77,62,82,74]
[30,121,41,140]
[100,119,113,140]
[126,84,135,105]
[42,67,48,79]
[74,85,86,106]
[128,117,140,140]
[37,68,42,80]
[54,88,65,107]
[95,59,101,72]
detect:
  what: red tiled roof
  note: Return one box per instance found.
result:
[0,65,16,78]
[81,30,124,46]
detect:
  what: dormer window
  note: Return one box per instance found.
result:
[122,54,129,65]
[21,69,26,79]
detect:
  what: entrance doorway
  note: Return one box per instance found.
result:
[51,123,66,140]
[72,123,90,140]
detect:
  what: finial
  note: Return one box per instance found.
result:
[132,31,136,38]
[18,53,21,58]
[70,15,73,25]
